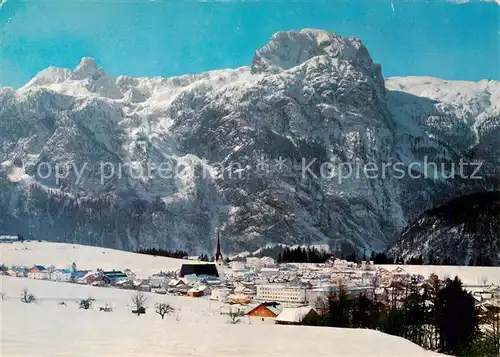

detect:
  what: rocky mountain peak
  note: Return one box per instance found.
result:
[251,29,385,94]
[252,29,377,70]
[70,57,104,80]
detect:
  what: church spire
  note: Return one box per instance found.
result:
[215,230,223,263]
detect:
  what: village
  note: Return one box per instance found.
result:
[1,235,499,327]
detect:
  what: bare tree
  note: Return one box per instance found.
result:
[79,297,95,310]
[155,302,174,319]
[227,310,244,324]
[21,288,36,303]
[99,303,113,312]
[131,292,147,316]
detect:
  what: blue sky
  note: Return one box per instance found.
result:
[0,0,498,88]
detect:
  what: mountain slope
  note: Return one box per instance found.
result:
[388,191,500,265]
[0,29,499,254]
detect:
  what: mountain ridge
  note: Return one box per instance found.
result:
[388,191,500,265]
[1,29,499,254]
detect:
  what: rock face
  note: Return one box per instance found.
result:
[388,192,500,266]
[0,29,499,254]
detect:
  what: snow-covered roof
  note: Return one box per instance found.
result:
[275,307,316,323]
[57,269,72,274]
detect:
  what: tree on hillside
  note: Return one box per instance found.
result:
[155,302,174,319]
[21,288,36,303]
[227,310,244,324]
[352,293,378,329]
[79,297,95,310]
[132,292,147,316]
[317,285,353,328]
[403,276,427,346]
[436,277,479,355]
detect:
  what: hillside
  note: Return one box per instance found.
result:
[388,192,500,265]
[0,276,445,357]
[1,29,499,254]
[0,241,190,278]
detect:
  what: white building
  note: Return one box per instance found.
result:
[260,267,280,278]
[210,288,231,302]
[50,269,72,282]
[306,285,335,306]
[149,274,170,288]
[256,284,307,304]
[260,257,276,268]
[124,269,136,280]
[231,261,246,272]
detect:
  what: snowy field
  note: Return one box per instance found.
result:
[1,242,496,356]
[0,276,445,357]
[0,241,192,278]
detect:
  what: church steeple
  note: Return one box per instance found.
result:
[215,230,223,264]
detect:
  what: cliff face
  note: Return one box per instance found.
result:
[1,29,499,254]
[388,192,500,265]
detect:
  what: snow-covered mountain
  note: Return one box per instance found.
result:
[388,192,500,266]
[1,29,499,254]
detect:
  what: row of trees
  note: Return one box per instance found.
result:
[307,275,499,357]
[354,251,496,267]
[136,248,188,259]
[277,246,331,263]
[16,288,177,321]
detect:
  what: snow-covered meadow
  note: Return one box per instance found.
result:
[0,276,445,357]
[0,241,190,278]
[0,241,452,357]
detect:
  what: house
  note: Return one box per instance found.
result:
[211,288,231,302]
[28,265,49,280]
[50,269,72,282]
[260,267,279,277]
[0,235,19,243]
[167,279,189,294]
[6,269,17,277]
[376,267,393,284]
[187,284,211,297]
[227,294,252,304]
[152,287,167,294]
[103,270,128,284]
[260,257,276,268]
[84,273,110,286]
[306,285,336,306]
[124,269,136,280]
[138,284,151,292]
[115,280,134,290]
[149,274,170,288]
[391,267,410,281]
[333,259,353,269]
[275,306,319,325]
[11,265,28,277]
[234,284,256,296]
[246,302,282,324]
[231,261,246,272]
[71,270,89,283]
